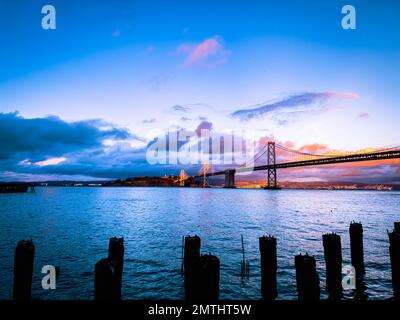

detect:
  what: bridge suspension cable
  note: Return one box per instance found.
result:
[275,143,400,159]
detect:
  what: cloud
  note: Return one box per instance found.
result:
[179,116,208,122]
[177,36,229,67]
[171,105,191,112]
[281,164,400,185]
[0,112,148,180]
[171,103,212,115]
[231,92,358,121]
[297,143,331,155]
[35,157,67,167]
[1,114,221,181]
[1,112,398,185]
[358,112,370,119]
[141,118,157,124]
[0,112,133,161]
[195,121,213,136]
[26,143,163,180]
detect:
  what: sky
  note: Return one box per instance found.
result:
[0,0,399,183]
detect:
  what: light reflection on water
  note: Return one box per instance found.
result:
[0,187,399,300]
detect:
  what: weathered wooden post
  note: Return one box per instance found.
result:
[197,254,220,300]
[323,233,342,299]
[259,236,277,299]
[349,222,365,276]
[295,254,320,300]
[388,229,400,299]
[184,235,201,300]
[108,237,124,300]
[13,240,35,301]
[94,258,115,300]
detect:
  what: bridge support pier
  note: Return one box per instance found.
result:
[224,170,236,188]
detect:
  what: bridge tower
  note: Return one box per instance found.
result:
[265,142,278,189]
[202,161,211,188]
[179,169,188,187]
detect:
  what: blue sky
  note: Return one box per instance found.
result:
[0,0,399,182]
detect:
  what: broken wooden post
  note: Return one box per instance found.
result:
[184,235,201,271]
[197,254,220,300]
[349,222,365,276]
[323,233,342,299]
[108,237,124,300]
[295,254,320,300]
[94,258,115,300]
[388,229,400,299]
[13,240,35,301]
[259,235,277,300]
[184,235,201,300]
[394,222,400,234]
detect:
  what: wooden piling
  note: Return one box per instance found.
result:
[184,235,201,270]
[197,254,220,300]
[94,258,115,300]
[322,233,342,299]
[394,222,400,234]
[13,240,35,301]
[184,236,201,275]
[259,236,277,300]
[388,230,400,299]
[184,235,201,300]
[349,222,365,276]
[108,237,124,300]
[295,254,320,300]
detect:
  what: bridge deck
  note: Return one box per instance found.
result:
[193,149,400,178]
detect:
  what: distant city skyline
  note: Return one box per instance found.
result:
[0,0,399,184]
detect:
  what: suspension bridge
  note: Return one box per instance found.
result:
[179,142,400,188]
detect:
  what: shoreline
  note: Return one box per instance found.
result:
[11,185,399,192]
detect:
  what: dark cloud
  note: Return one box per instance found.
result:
[195,121,213,136]
[22,144,171,180]
[231,92,357,121]
[0,112,152,181]
[0,112,133,161]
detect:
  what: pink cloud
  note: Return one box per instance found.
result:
[322,92,359,99]
[177,36,229,66]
